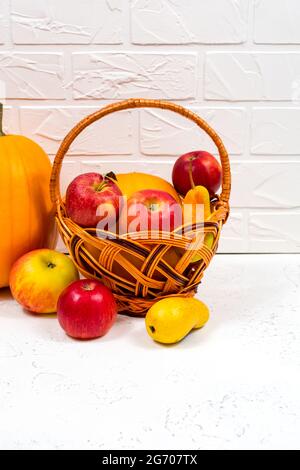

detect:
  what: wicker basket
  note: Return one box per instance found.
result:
[50,99,231,316]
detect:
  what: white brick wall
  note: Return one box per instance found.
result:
[251,108,300,154]
[131,0,249,44]
[0,1,5,44]
[254,0,300,44]
[11,0,123,45]
[20,107,134,155]
[205,52,300,101]
[72,52,198,100]
[0,52,65,99]
[140,108,246,155]
[1,0,299,253]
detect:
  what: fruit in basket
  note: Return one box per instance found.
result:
[115,172,181,203]
[120,189,182,234]
[0,103,56,288]
[146,297,210,344]
[183,185,214,262]
[66,172,123,228]
[189,231,214,265]
[112,246,184,284]
[57,279,117,340]
[172,151,222,196]
[183,185,211,224]
[9,249,79,314]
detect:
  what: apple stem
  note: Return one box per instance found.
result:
[94,181,107,192]
[82,283,93,291]
[94,173,115,192]
[0,103,5,137]
[188,159,195,189]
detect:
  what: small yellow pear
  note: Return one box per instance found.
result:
[145,297,210,344]
[183,185,214,263]
[183,185,211,221]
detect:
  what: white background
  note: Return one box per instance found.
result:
[0,0,300,252]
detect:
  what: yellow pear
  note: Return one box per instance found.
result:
[183,185,214,263]
[145,297,209,344]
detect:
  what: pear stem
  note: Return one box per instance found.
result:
[0,103,5,137]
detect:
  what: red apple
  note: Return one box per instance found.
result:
[120,189,182,234]
[57,279,117,340]
[172,151,222,196]
[66,172,123,228]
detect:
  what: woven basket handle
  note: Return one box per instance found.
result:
[50,98,231,210]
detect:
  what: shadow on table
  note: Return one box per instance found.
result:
[22,308,56,319]
[0,288,12,301]
[129,319,213,351]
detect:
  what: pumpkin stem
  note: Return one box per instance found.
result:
[0,103,5,137]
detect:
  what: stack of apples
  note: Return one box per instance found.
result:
[9,150,221,344]
[65,150,221,235]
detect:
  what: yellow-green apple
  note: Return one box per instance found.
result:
[57,279,117,339]
[66,172,123,228]
[172,151,222,196]
[120,189,182,234]
[9,249,79,314]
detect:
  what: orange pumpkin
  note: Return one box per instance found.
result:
[0,104,56,288]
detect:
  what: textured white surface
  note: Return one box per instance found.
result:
[1,105,14,133]
[20,107,134,155]
[219,211,247,253]
[254,0,300,44]
[72,52,197,100]
[11,0,123,44]
[1,0,300,252]
[0,254,299,450]
[205,52,300,101]
[131,0,248,44]
[0,0,5,43]
[249,212,300,252]
[0,52,65,99]
[140,108,246,156]
[251,108,300,155]
[230,162,300,208]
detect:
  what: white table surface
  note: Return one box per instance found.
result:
[0,254,299,450]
